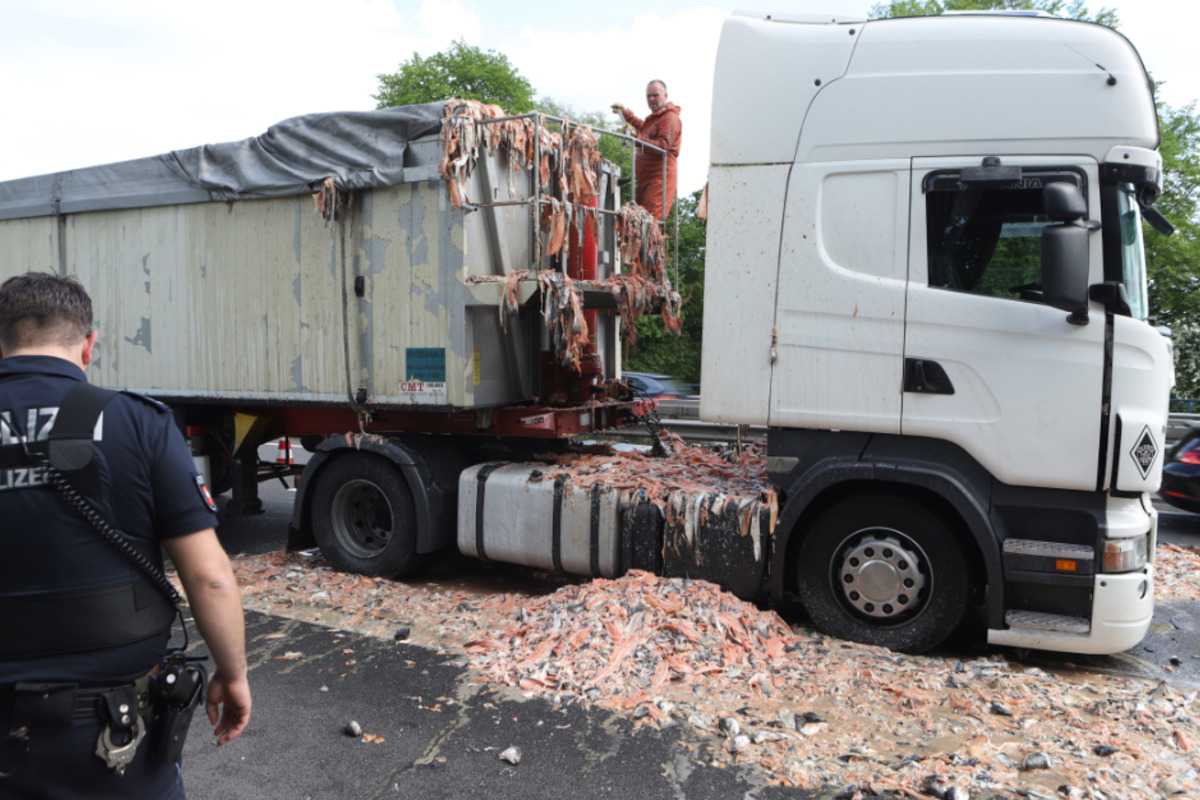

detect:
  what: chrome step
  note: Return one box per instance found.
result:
[1005,610,1090,635]
[1002,539,1094,560]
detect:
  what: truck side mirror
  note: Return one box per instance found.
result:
[1042,224,1089,325]
[1043,181,1087,221]
[1041,182,1090,325]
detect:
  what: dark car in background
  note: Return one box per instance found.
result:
[622,372,689,400]
[1160,425,1200,513]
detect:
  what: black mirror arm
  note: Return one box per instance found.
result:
[1089,282,1132,316]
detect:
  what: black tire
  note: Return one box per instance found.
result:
[795,495,969,654]
[311,453,419,577]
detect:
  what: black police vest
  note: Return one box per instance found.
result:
[0,383,175,660]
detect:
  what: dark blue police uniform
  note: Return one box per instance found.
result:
[0,355,218,799]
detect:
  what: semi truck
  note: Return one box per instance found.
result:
[0,10,1173,655]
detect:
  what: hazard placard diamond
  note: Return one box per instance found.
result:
[1130,425,1158,480]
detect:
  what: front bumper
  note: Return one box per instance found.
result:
[987,565,1154,654]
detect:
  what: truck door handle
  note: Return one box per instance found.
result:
[904,358,955,395]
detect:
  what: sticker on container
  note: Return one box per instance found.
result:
[473,350,481,386]
[398,380,448,405]
[406,348,446,382]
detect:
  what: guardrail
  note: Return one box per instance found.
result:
[1168,414,1199,444]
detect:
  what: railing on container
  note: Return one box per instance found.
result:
[471,113,679,288]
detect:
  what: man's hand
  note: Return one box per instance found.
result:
[164,529,251,746]
[207,671,252,746]
[611,103,625,116]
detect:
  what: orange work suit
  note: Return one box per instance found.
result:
[622,102,681,221]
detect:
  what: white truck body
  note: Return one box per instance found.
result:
[703,12,1171,653]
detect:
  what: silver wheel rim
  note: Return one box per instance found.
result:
[834,529,930,621]
[330,479,394,559]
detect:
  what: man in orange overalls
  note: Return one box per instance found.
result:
[613,80,681,221]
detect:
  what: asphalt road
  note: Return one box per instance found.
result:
[1157,500,1200,548]
[182,455,1200,798]
[181,610,819,800]
[199,463,819,799]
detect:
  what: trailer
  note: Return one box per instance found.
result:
[0,10,1175,655]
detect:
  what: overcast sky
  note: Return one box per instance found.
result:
[1,0,1195,195]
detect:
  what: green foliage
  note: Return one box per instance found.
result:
[869,0,1117,25]
[625,191,706,384]
[1147,102,1200,398]
[374,40,535,112]
[975,236,1042,297]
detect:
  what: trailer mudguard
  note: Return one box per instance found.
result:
[289,434,447,555]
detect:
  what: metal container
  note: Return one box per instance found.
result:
[457,462,622,577]
[0,110,622,411]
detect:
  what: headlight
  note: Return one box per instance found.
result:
[1103,534,1148,573]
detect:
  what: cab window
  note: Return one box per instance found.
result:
[925,172,1084,302]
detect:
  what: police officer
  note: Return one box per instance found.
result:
[0,272,251,798]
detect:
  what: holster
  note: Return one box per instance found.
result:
[150,659,207,764]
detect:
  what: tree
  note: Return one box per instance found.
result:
[1146,101,1200,404]
[869,0,1117,25]
[625,190,706,384]
[374,40,536,112]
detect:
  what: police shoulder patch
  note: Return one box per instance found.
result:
[195,474,218,513]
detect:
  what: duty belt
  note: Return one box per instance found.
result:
[0,674,153,724]
[3,671,156,776]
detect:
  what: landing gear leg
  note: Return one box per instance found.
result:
[226,449,264,517]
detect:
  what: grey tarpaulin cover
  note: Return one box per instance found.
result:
[0,103,446,221]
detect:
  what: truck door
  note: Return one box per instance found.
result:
[903,158,1106,491]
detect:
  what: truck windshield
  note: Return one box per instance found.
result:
[1115,182,1149,321]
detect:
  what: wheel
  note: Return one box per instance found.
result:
[795,495,969,654]
[311,453,419,577]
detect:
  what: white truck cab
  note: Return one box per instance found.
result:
[702,11,1172,653]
